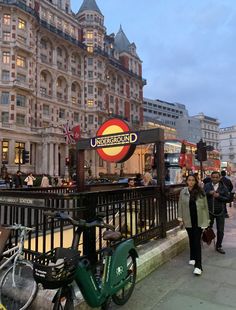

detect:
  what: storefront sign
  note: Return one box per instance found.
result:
[90,118,138,163]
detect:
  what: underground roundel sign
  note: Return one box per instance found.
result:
[90,118,138,163]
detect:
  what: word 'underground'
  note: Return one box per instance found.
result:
[90,132,138,149]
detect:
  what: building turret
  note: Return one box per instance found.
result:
[76,0,105,52]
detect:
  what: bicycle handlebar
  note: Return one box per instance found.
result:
[44,211,115,230]
[4,224,35,232]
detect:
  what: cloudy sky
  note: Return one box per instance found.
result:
[71,0,236,127]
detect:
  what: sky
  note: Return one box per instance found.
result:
[71,0,236,127]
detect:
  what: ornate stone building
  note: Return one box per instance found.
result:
[0,0,144,177]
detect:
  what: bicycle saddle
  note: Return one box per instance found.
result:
[103,230,122,241]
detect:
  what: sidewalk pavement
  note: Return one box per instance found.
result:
[111,205,236,310]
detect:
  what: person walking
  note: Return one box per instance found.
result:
[220,170,233,217]
[40,174,49,187]
[178,174,209,276]
[204,171,229,254]
[14,170,22,189]
[24,173,36,188]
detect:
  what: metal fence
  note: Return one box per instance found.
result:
[0,185,183,262]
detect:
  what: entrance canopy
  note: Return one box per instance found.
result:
[76,127,165,191]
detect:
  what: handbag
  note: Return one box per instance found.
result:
[202,227,215,245]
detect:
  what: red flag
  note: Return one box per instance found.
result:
[72,125,80,142]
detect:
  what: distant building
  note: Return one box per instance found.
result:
[142,117,177,140]
[219,126,236,168]
[143,98,188,127]
[193,113,220,150]
[175,116,202,144]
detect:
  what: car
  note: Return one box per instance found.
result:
[0,179,7,189]
[117,178,128,184]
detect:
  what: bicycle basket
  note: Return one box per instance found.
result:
[33,247,80,289]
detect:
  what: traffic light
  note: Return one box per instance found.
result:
[195,140,207,162]
[65,157,70,166]
[22,150,30,164]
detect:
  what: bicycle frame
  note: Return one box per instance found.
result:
[0,226,27,269]
[74,238,138,308]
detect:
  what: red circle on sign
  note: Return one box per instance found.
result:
[96,118,133,163]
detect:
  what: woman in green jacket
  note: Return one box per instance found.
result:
[178,174,209,275]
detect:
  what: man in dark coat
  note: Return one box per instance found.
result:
[204,171,229,254]
[14,170,22,188]
[221,170,233,218]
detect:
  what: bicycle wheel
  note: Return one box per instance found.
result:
[0,260,37,310]
[112,252,137,305]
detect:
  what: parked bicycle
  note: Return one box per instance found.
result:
[33,212,138,309]
[0,224,37,310]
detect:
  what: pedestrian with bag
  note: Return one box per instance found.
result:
[178,174,209,276]
[220,170,233,217]
[204,171,229,254]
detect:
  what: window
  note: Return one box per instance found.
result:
[72,97,76,104]
[88,115,94,124]
[88,58,93,65]
[59,108,65,119]
[88,71,93,79]
[2,141,9,162]
[3,32,11,41]
[16,55,26,68]
[2,52,10,64]
[1,112,9,123]
[87,99,94,107]
[110,96,114,104]
[41,39,47,49]
[74,112,79,122]
[87,31,93,39]
[16,114,25,125]
[40,72,47,82]
[15,142,25,164]
[16,94,26,107]
[71,83,76,92]
[17,73,26,82]
[3,14,11,25]
[57,47,62,57]
[97,60,102,68]
[1,92,9,105]
[2,70,10,81]
[87,43,93,53]
[98,88,102,96]
[88,85,93,94]
[18,18,26,30]
[43,104,50,116]
[40,87,47,96]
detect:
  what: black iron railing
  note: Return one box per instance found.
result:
[0,185,183,262]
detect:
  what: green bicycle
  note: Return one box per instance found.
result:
[33,212,138,309]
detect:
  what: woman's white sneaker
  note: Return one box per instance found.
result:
[193,268,202,275]
[189,260,195,265]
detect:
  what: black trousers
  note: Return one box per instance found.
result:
[186,227,203,270]
[209,213,225,248]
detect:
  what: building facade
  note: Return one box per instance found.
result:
[143,98,188,127]
[175,116,202,144]
[0,0,144,177]
[193,113,220,150]
[219,126,236,170]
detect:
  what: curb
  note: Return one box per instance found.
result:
[31,228,188,309]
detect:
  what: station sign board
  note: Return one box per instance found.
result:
[90,118,138,163]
